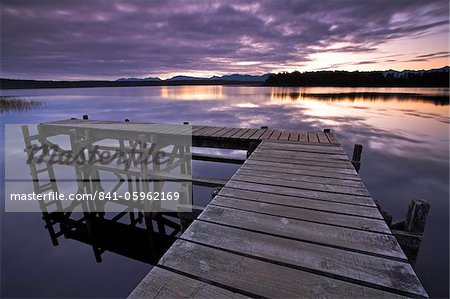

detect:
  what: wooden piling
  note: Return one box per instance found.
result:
[351,144,363,172]
[390,199,430,265]
[405,199,430,234]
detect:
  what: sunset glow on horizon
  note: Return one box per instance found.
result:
[1,0,449,80]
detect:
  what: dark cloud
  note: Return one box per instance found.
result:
[0,0,448,79]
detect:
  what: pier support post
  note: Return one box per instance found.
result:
[391,199,431,265]
[351,144,363,172]
[404,199,431,234]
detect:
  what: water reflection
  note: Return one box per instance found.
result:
[0,86,448,297]
[160,85,224,100]
[0,96,46,113]
[42,210,178,264]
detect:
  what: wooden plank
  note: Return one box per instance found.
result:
[308,132,319,142]
[259,142,346,154]
[288,131,299,141]
[225,180,375,207]
[248,128,267,140]
[254,148,349,161]
[268,130,282,140]
[245,159,359,176]
[317,132,330,143]
[211,127,236,138]
[192,126,218,136]
[191,125,204,132]
[160,240,406,298]
[230,128,250,138]
[197,126,225,137]
[221,128,241,138]
[299,132,308,142]
[236,168,365,188]
[257,146,347,157]
[217,187,383,219]
[239,128,258,139]
[259,129,273,140]
[278,130,290,140]
[326,132,339,144]
[250,152,355,169]
[198,206,406,260]
[211,196,390,233]
[263,139,339,147]
[128,267,249,299]
[183,221,426,297]
[231,173,370,197]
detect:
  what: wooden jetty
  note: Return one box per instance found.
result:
[28,119,428,298]
[126,123,428,298]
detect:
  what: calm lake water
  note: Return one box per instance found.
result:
[1,86,449,298]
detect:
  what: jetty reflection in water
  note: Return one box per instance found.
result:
[16,120,199,264]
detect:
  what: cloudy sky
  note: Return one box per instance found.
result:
[1,0,448,80]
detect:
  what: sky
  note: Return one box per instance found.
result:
[0,0,449,80]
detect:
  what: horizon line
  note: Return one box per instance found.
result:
[1,65,448,82]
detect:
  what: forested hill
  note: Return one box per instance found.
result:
[264,67,449,87]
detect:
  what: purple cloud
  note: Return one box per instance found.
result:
[0,0,448,79]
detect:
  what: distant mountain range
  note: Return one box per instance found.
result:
[116,77,161,82]
[1,68,448,89]
[116,73,272,82]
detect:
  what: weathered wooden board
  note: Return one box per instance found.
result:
[308,132,319,142]
[225,180,375,206]
[236,168,364,188]
[258,142,347,154]
[231,128,250,138]
[221,128,242,138]
[231,173,370,197]
[269,130,282,140]
[241,161,361,181]
[299,132,308,142]
[128,267,249,299]
[249,128,267,140]
[199,205,407,260]
[326,132,340,144]
[249,152,355,169]
[183,221,426,297]
[159,240,406,298]
[200,127,226,137]
[279,130,290,140]
[217,187,383,219]
[259,129,274,139]
[239,128,258,139]
[211,127,236,138]
[211,196,390,233]
[245,159,359,176]
[317,132,330,143]
[288,131,299,141]
[254,148,349,160]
